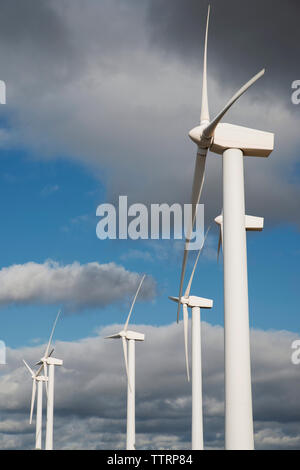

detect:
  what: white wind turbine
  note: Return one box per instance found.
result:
[105,275,145,450]
[169,227,213,450]
[177,5,274,449]
[35,311,63,450]
[23,360,48,450]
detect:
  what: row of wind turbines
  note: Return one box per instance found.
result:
[21,4,274,451]
[23,312,63,450]
[22,210,264,452]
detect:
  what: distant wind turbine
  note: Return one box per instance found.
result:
[169,227,213,450]
[105,275,145,450]
[35,310,63,450]
[23,359,47,450]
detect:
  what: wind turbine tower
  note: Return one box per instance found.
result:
[170,229,213,449]
[35,311,63,450]
[106,275,146,450]
[23,360,48,450]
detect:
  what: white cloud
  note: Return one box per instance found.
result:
[0,260,156,311]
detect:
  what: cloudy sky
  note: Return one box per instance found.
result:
[0,0,299,450]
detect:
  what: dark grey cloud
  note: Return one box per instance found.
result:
[146,0,299,98]
[0,0,66,50]
[0,0,77,91]
[0,0,298,228]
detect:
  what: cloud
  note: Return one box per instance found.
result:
[0,0,299,227]
[145,0,300,92]
[0,323,299,449]
[0,260,156,312]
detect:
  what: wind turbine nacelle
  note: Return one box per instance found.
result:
[46,357,63,366]
[169,295,213,309]
[215,214,264,231]
[189,123,274,157]
[186,296,213,309]
[211,123,274,157]
[126,330,145,341]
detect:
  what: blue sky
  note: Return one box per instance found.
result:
[0,138,299,350]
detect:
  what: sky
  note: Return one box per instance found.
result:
[0,0,299,450]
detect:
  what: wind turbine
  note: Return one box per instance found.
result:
[35,311,63,450]
[177,5,274,450]
[169,227,213,450]
[23,360,48,450]
[215,214,264,261]
[105,275,145,450]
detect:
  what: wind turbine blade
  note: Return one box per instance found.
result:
[105,334,122,339]
[48,348,54,357]
[190,154,207,225]
[200,5,210,124]
[203,69,265,138]
[44,310,61,359]
[183,304,190,382]
[124,275,145,332]
[217,228,222,263]
[221,222,223,253]
[184,224,211,298]
[35,363,44,377]
[44,363,48,397]
[177,250,189,323]
[217,209,224,263]
[177,152,207,322]
[23,359,34,376]
[122,336,132,393]
[29,379,36,424]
